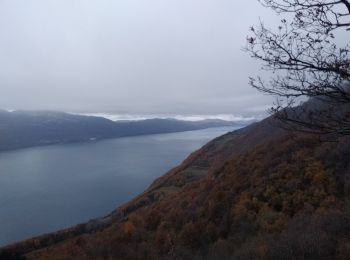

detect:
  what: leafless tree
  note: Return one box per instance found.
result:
[246,0,350,137]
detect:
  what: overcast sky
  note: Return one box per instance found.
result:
[0,0,278,118]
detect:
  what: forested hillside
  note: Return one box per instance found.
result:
[3,113,350,259]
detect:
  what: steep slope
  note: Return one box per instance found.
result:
[3,116,350,259]
[0,110,240,152]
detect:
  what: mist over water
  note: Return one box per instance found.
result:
[71,112,260,122]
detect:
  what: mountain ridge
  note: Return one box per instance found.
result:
[0,110,244,152]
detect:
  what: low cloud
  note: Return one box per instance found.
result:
[74,113,261,122]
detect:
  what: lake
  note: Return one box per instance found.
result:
[0,126,238,246]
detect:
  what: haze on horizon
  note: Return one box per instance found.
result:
[0,0,278,118]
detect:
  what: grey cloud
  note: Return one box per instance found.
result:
[0,0,278,117]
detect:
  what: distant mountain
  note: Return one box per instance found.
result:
[0,110,243,152]
[4,104,350,259]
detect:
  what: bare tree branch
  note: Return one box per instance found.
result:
[246,0,350,137]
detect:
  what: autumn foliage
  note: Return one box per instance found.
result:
[4,118,350,259]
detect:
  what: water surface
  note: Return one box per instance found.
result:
[0,126,237,246]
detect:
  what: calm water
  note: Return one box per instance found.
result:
[0,126,237,246]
